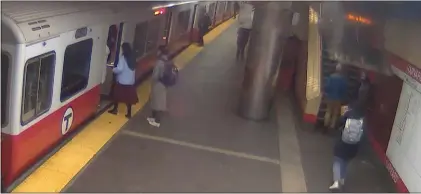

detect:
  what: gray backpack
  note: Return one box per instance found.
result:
[341,118,364,144]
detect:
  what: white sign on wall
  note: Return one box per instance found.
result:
[387,82,421,192]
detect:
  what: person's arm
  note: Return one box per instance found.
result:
[151,61,163,81]
[337,110,350,130]
[113,57,124,74]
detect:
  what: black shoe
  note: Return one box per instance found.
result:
[108,109,118,115]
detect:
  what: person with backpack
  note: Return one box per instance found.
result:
[108,42,138,118]
[147,46,178,127]
[236,27,251,61]
[329,102,365,191]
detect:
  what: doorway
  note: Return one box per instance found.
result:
[99,23,124,111]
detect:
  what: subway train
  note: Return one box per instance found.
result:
[1,1,235,189]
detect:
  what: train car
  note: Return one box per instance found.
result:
[0,1,210,189]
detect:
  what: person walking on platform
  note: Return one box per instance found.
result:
[147,46,170,127]
[233,2,240,19]
[198,12,211,47]
[356,72,371,113]
[329,102,365,191]
[108,42,138,118]
[236,27,251,61]
[323,64,348,133]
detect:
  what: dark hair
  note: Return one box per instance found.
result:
[121,42,135,70]
[158,45,169,56]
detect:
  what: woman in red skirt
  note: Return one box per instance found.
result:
[108,42,138,118]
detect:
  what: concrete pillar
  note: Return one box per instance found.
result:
[239,2,294,121]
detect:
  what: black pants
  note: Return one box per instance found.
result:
[151,110,162,123]
[236,44,246,60]
[198,33,205,46]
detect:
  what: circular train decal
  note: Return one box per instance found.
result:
[62,107,74,135]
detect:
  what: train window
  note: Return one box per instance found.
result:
[2,52,10,127]
[177,10,191,36]
[107,25,118,64]
[133,21,149,60]
[145,17,163,53]
[61,38,93,102]
[21,52,55,124]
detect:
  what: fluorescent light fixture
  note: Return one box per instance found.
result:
[152,1,198,10]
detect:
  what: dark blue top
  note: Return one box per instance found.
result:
[324,73,348,101]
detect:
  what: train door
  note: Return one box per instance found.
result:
[208,3,216,27]
[163,10,173,46]
[190,4,198,41]
[100,23,124,109]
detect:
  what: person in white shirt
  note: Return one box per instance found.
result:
[108,42,138,118]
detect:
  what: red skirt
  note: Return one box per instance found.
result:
[111,83,139,105]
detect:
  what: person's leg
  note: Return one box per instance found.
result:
[198,32,204,46]
[324,101,333,128]
[340,159,348,185]
[330,156,344,190]
[236,45,241,59]
[239,44,246,60]
[148,110,161,127]
[108,102,118,115]
[332,156,342,183]
[125,103,132,118]
[154,111,161,123]
[330,100,342,129]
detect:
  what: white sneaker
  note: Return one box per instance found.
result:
[148,120,161,127]
[147,117,155,123]
[329,181,340,190]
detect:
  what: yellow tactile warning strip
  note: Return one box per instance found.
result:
[12,18,235,193]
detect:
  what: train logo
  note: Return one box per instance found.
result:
[62,107,74,135]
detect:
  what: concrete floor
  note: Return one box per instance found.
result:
[64,24,397,193]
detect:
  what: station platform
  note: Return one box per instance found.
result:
[13,19,397,193]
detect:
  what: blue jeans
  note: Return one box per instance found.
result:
[333,156,348,181]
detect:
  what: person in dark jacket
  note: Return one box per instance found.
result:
[329,102,365,191]
[236,27,251,60]
[356,72,371,114]
[323,64,348,132]
[198,12,211,47]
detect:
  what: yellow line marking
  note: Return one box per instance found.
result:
[122,130,281,165]
[12,18,235,193]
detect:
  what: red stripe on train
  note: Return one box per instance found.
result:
[1,86,100,187]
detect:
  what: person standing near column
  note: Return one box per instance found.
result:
[236,27,251,61]
[323,64,348,133]
[233,2,240,19]
[198,12,211,47]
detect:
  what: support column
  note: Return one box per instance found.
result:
[239,2,293,121]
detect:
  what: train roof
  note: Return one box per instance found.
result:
[1,1,195,44]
